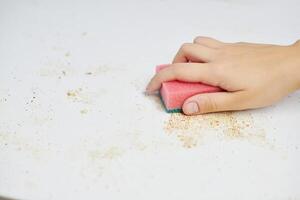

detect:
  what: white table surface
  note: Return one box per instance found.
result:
[0,0,300,199]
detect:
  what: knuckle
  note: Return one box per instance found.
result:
[200,95,218,113]
[180,43,192,51]
[154,73,163,83]
[294,39,300,46]
[156,68,169,81]
[211,62,226,79]
[193,36,203,43]
[172,65,183,77]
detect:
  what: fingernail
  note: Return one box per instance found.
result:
[184,102,199,114]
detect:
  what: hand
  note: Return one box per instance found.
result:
[146,37,300,115]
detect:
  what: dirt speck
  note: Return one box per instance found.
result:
[84,65,110,75]
[85,65,124,76]
[80,109,88,114]
[38,65,73,77]
[66,88,92,104]
[67,90,77,97]
[65,52,70,57]
[0,131,47,159]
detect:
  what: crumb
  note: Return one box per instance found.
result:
[67,91,77,97]
[164,112,266,148]
[80,109,88,114]
[66,88,91,104]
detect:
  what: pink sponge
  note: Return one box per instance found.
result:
[156,64,222,113]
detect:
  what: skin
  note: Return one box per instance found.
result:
[146,36,300,115]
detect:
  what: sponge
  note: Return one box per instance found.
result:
[156,64,222,113]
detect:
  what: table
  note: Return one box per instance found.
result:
[0,0,300,199]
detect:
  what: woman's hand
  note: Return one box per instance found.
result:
[146,37,300,115]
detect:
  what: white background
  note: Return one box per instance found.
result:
[0,0,300,199]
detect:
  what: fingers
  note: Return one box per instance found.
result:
[182,91,248,115]
[172,43,216,63]
[146,63,217,93]
[193,36,224,49]
[193,36,271,49]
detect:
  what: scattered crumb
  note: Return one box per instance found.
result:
[89,146,123,161]
[67,91,77,97]
[164,112,266,149]
[102,147,123,160]
[0,131,47,159]
[66,88,97,104]
[38,65,73,77]
[80,109,88,114]
[84,65,124,76]
[177,134,197,148]
[65,52,70,57]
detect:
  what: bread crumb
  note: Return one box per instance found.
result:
[164,112,266,148]
[80,109,88,114]
[65,52,70,57]
[67,91,77,97]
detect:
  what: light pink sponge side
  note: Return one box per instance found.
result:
[156,64,222,111]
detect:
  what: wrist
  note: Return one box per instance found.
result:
[287,41,300,90]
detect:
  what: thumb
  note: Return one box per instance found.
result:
[182,92,247,115]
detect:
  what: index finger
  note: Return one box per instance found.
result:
[146,63,217,93]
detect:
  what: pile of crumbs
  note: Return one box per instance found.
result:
[164,112,266,148]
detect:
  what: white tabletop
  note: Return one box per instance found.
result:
[0,0,300,199]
